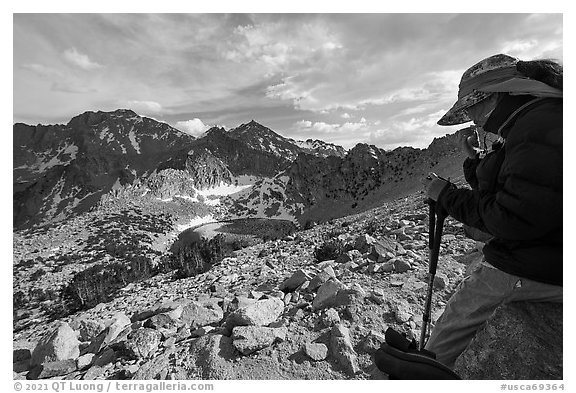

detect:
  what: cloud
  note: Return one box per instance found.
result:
[294,119,370,135]
[51,82,97,94]
[21,63,63,78]
[125,100,165,115]
[174,118,211,136]
[63,48,103,70]
[366,109,463,150]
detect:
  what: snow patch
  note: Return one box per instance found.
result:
[128,127,141,154]
[99,126,110,140]
[176,215,215,232]
[174,195,200,202]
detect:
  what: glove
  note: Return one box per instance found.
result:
[422,173,453,202]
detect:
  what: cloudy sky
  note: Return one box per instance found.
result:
[13,13,562,150]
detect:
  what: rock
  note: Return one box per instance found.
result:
[75,319,106,342]
[454,302,562,380]
[31,322,80,366]
[380,262,394,273]
[433,273,449,290]
[393,300,413,324]
[232,326,287,355]
[226,297,285,328]
[304,343,328,361]
[250,290,264,299]
[318,308,341,328]
[312,279,345,311]
[28,359,77,379]
[82,365,106,380]
[360,330,386,353]
[308,267,337,291]
[191,326,215,338]
[186,334,238,379]
[92,347,115,367]
[330,324,360,375]
[230,296,258,311]
[115,328,161,360]
[354,234,376,253]
[392,258,411,273]
[132,349,176,380]
[103,313,131,344]
[76,353,94,370]
[366,236,406,260]
[143,313,179,337]
[369,290,385,305]
[280,269,312,292]
[180,302,224,329]
[335,253,352,264]
[13,359,31,373]
[316,260,336,270]
[13,348,31,363]
[403,277,427,292]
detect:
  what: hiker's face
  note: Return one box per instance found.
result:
[465,95,498,127]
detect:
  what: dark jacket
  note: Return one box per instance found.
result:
[439,94,562,286]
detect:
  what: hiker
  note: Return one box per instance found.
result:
[422,54,563,369]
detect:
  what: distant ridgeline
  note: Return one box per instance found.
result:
[13,110,466,230]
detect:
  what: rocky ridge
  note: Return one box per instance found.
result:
[14,110,468,231]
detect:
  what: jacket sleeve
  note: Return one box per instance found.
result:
[438,105,562,241]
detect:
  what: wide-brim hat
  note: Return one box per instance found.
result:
[438,54,518,126]
[437,54,562,126]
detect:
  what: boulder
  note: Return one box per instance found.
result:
[114,328,161,360]
[312,279,345,311]
[304,343,328,361]
[232,326,287,355]
[180,302,224,329]
[143,313,179,337]
[31,322,80,366]
[357,235,406,260]
[226,297,284,328]
[433,273,449,290]
[454,302,562,380]
[280,269,312,292]
[75,319,105,342]
[132,349,177,380]
[330,324,360,375]
[103,313,131,344]
[186,334,238,379]
[391,258,411,273]
[131,300,184,322]
[308,267,337,291]
[76,353,94,370]
[28,359,77,379]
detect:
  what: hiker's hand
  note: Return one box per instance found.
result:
[457,128,479,159]
[422,173,452,202]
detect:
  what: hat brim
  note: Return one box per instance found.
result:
[437,90,492,126]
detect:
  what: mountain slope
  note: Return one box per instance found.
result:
[13,110,197,229]
[227,134,467,226]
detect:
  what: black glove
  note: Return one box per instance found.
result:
[423,173,452,202]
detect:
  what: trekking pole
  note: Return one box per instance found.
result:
[419,199,447,350]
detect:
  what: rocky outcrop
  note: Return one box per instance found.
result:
[185,149,233,189]
[454,302,562,380]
